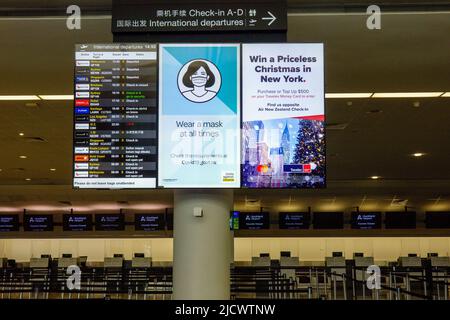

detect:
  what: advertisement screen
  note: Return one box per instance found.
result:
[279,212,310,229]
[0,215,19,232]
[351,212,381,230]
[63,214,93,231]
[95,214,125,231]
[24,215,53,232]
[242,43,325,188]
[158,44,240,188]
[135,214,165,231]
[73,43,158,189]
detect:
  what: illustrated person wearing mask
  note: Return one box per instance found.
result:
[181,60,218,103]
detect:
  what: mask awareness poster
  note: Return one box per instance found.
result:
[158,44,240,188]
[242,43,325,188]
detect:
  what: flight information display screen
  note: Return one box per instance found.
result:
[135,214,165,231]
[313,212,344,229]
[237,212,270,230]
[95,214,125,231]
[279,212,310,229]
[73,43,157,189]
[24,215,54,232]
[385,211,416,229]
[0,215,20,232]
[425,212,450,229]
[63,214,93,231]
[351,212,382,230]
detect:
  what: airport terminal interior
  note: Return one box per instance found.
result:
[0,0,449,301]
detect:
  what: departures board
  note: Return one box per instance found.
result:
[73,44,157,189]
[73,43,325,189]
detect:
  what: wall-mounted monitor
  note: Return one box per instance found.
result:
[279,212,310,229]
[385,212,416,229]
[351,212,382,230]
[0,215,20,232]
[158,44,241,188]
[235,212,270,230]
[241,43,325,189]
[425,212,450,229]
[95,214,125,231]
[73,43,158,189]
[135,214,165,231]
[63,214,93,231]
[313,212,344,229]
[24,215,53,232]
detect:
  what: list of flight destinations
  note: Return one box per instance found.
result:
[73,44,157,189]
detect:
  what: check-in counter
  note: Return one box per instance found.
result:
[131,257,152,268]
[104,257,124,268]
[430,257,450,268]
[280,257,300,279]
[354,257,374,281]
[326,256,346,278]
[398,256,422,267]
[58,258,78,268]
[30,257,50,269]
[251,257,271,267]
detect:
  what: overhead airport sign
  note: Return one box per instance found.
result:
[112,2,287,33]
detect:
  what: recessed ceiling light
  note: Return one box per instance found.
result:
[19,155,27,159]
[38,95,74,100]
[372,92,443,98]
[0,95,40,101]
[412,153,426,157]
[19,132,24,136]
[50,168,56,171]
[370,176,381,180]
[325,93,373,99]
[25,178,31,181]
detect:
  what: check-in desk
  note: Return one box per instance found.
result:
[56,257,80,298]
[30,257,50,269]
[58,258,78,268]
[251,257,271,268]
[430,257,450,268]
[103,257,124,296]
[354,257,374,281]
[398,256,423,278]
[104,257,124,269]
[326,257,346,277]
[325,256,347,299]
[131,257,152,268]
[280,257,300,280]
[430,257,450,299]
[397,256,425,297]
[29,258,51,298]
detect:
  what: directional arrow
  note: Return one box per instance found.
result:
[262,11,276,26]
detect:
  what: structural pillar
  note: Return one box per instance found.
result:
[173,190,233,300]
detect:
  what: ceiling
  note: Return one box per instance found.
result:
[0,2,448,212]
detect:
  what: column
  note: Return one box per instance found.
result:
[173,189,233,300]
